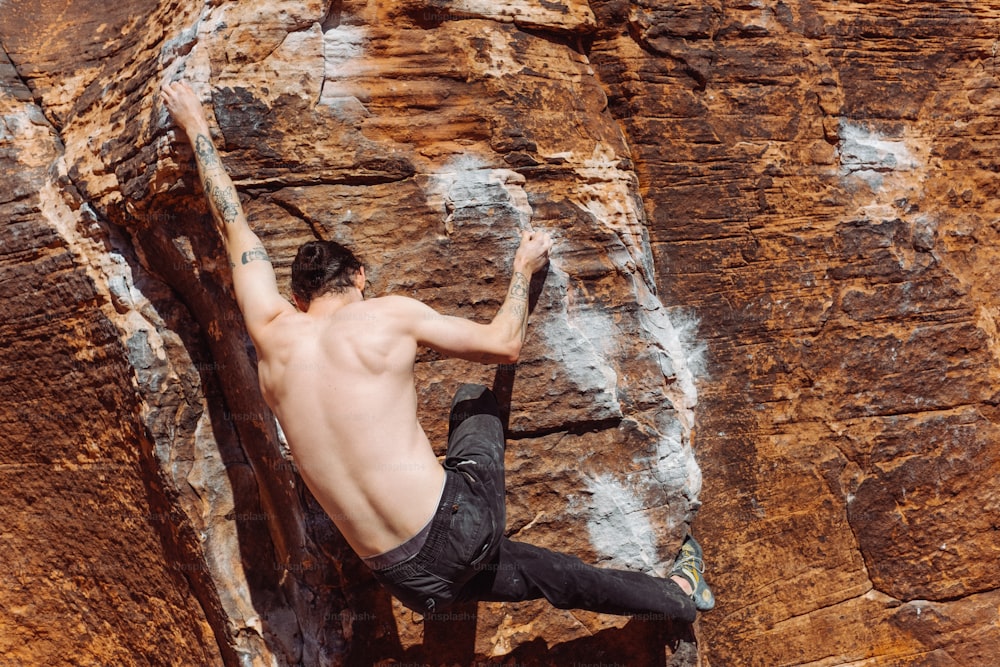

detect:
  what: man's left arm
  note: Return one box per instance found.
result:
[405,229,552,364]
[161,81,293,339]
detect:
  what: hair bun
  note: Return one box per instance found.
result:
[301,243,325,263]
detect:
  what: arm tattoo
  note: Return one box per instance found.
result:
[241,245,271,265]
[196,137,241,224]
[501,271,529,327]
[194,134,222,168]
[203,174,240,225]
[508,272,529,300]
[211,185,241,224]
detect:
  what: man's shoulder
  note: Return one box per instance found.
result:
[249,308,307,346]
[355,295,441,334]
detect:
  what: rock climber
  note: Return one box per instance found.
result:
[161,79,715,621]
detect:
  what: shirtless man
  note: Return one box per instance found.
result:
[161,79,714,620]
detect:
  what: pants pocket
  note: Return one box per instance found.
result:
[442,491,497,573]
[469,512,498,568]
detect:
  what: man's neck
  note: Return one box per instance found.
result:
[305,289,364,316]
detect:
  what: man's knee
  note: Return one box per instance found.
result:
[450,384,500,425]
[452,383,495,406]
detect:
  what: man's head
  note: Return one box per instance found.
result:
[291,240,364,309]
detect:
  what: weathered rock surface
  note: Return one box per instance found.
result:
[0,47,224,665]
[2,0,999,665]
[588,0,1000,664]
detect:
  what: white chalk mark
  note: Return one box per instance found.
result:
[838,121,919,190]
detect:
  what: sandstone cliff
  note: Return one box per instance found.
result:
[1,1,998,665]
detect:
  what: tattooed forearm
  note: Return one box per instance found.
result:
[210,185,241,224]
[194,134,222,169]
[508,272,529,301]
[241,245,271,265]
[196,133,239,224]
[202,171,241,225]
[498,270,530,342]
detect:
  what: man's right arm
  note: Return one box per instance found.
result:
[407,229,552,364]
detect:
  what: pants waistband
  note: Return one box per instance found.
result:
[366,471,455,572]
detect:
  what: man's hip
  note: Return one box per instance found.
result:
[369,465,502,614]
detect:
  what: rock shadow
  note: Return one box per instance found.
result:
[391,613,696,666]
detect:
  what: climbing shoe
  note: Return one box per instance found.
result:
[669,534,715,612]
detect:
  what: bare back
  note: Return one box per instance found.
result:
[254,295,446,558]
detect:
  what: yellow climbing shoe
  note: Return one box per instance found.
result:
[669,535,715,612]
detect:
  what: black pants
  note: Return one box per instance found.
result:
[369,384,696,623]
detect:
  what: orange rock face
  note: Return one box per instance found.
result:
[2,1,999,665]
[589,1,1000,664]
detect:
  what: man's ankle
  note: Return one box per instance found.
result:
[671,574,693,596]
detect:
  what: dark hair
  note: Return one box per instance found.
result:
[291,240,363,306]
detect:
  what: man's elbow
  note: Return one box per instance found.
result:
[499,339,522,365]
